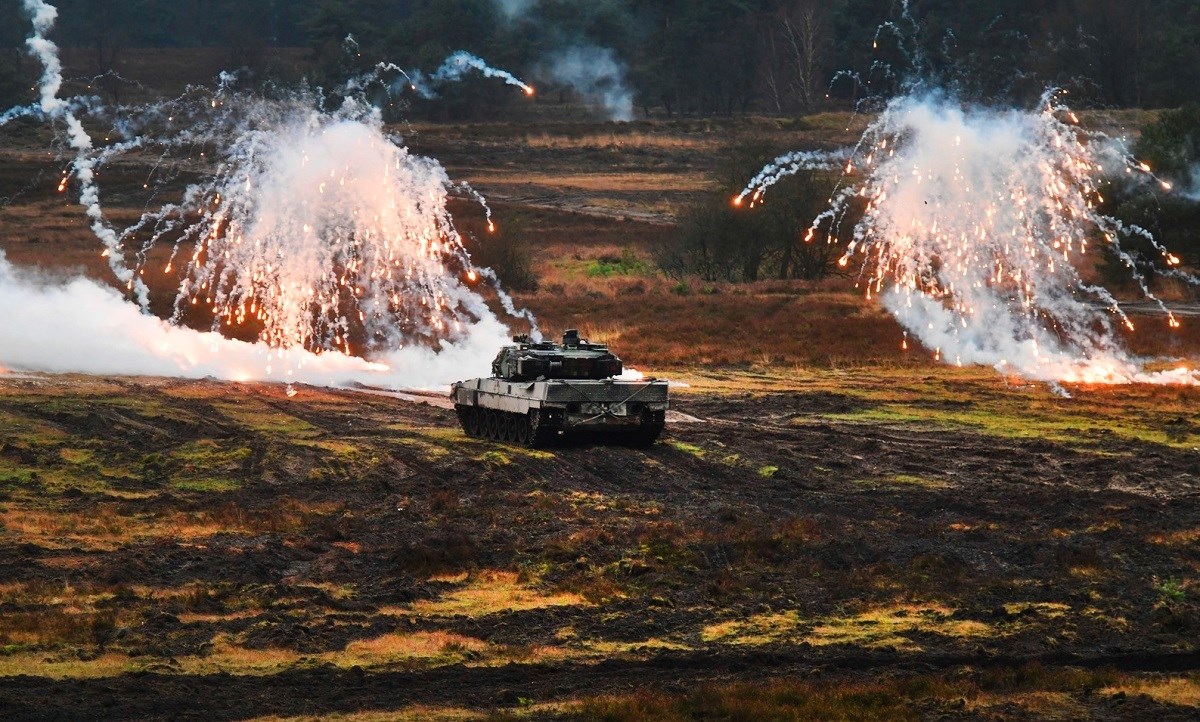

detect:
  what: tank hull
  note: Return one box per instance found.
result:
[450,378,668,447]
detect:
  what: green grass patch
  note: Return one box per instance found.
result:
[479,451,512,467]
[584,248,652,278]
[172,478,241,493]
[213,402,318,438]
[0,411,67,446]
[168,440,251,492]
[667,440,706,459]
[854,474,950,490]
[394,435,452,461]
[757,465,779,478]
[828,402,1193,450]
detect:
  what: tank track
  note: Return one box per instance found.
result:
[454,405,663,448]
[455,405,562,448]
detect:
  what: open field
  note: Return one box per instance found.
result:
[2,63,1200,718]
[0,370,1195,719]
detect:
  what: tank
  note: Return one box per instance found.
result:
[450,330,669,447]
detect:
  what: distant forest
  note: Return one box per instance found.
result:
[2,0,1199,115]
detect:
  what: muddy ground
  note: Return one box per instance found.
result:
[0,372,1196,720]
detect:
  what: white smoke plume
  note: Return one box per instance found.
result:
[0,250,504,389]
[742,91,1198,386]
[487,0,635,122]
[542,45,633,122]
[1185,165,1200,202]
[493,0,535,17]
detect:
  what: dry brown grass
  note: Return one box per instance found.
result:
[0,500,341,551]
[520,281,911,368]
[465,170,712,193]
[1102,675,1200,707]
[701,611,800,645]
[806,603,993,651]
[1149,529,1200,547]
[570,664,1157,721]
[386,570,587,618]
[344,631,488,658]
[245,707,499,722]
[522,131,719,152]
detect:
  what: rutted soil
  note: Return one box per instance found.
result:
[0,375,1197,720]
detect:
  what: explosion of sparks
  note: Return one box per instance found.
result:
[738,91,1198,386]
[2,0,540,387]
[121,92,538,364]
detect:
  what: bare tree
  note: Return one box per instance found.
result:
[760,1,828,113]
[761,20,786,112]
[781,1,827,113]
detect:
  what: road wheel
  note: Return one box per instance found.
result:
[514,413,532,446]
[485,409,499,440]
[502,413,517,443]
[466,407,482,437]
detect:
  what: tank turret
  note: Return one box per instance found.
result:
[491,329,623,381]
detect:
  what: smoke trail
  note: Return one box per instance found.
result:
[406,51,535,99]
[349,46,535,101]
[741,91,1198,385]
[735,149,847,207]
[16,0,148,306]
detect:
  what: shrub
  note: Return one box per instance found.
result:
[1137,104,1200,180]
[463,213,539,292]
[1099,106,1200,279]
[1157,577,1187,604]
[660,142,843,283]
[585,248,651,278]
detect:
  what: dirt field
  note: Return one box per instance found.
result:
[0,370,1196,720]
[2,61,1200,717]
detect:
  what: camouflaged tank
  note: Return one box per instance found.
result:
[450,330,668,447]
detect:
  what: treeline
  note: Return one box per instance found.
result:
[2,0,1200,114]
